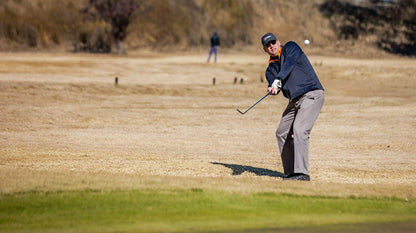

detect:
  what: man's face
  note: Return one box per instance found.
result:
[263,40,280,56]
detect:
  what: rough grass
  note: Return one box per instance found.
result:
[1,189,415,233]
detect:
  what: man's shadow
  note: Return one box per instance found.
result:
[211,162,284,178]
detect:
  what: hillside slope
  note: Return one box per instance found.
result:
[0,0,414,56]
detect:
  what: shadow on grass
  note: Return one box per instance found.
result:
[211,162,284,178]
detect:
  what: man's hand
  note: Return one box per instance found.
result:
[268,79,281,95]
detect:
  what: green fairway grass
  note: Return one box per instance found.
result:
[1,189,415,233]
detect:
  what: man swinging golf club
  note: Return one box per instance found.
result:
[262,33,324,181]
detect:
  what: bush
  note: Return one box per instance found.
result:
[319,0,416,56]
[0,0,82,50]
[75,21,112,53]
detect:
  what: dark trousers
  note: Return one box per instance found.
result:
[207,46,218,62]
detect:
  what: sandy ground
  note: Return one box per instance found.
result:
[0,51,415,198]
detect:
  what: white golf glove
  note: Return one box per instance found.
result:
[270,79,281,94]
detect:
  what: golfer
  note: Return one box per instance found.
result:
[261,33,324,181]
[207,30,220,63]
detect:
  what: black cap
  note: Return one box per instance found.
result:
[261,33,277,46]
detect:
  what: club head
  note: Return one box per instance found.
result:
[236,109,245,115]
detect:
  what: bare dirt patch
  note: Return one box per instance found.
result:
[0,52,415,198]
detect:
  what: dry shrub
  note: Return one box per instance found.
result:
[319,0,416,56]
[0,0,82,50]
[4,0,411,55]
[127,0,198,50]
[75,21,112,53]
[125,0,333,51]
[1,0,333,52]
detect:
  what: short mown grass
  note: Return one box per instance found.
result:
[0,189,415,233]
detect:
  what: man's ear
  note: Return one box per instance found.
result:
[263,46,268,53]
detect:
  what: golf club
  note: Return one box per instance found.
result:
[236,90,279,115]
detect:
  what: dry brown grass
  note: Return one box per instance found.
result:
[0,51,415,199]
[0,0,336,52]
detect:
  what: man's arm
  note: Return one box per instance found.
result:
[265,64,281,94]
[265,66,278,87]
[276,41,302,81]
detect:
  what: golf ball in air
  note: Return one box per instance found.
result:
[304,40,310,45]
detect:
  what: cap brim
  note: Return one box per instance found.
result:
[262,38,275,46]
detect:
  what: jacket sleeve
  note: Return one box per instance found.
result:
[265,65,279,87]
[276,42,301,81]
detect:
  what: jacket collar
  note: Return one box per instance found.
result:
[268,47,282,63]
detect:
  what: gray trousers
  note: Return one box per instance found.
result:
[276,89,325,175]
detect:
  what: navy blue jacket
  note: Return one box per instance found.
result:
[266,41,323,100]
[211,35,220,47]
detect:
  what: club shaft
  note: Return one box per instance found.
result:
[244,92,270,113]
[237,91,278,114]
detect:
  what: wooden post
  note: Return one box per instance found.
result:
[115,77,118,85]
[213,77,216,85]
[240,78,244,84]
[233,77,237,84]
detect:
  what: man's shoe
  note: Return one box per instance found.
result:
[283,173,310,181]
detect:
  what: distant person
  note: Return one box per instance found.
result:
[261,32,325,181]
[207,30,220,63]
